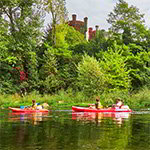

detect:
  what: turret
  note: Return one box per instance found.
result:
[84,17,88,40]
[72,14,77,21]
[95,25,99,31]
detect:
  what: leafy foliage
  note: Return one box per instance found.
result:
[1,0,150,110]
[107,0,146,45]
[38,48,59,93]
[43,0,68,45]
[0,0,43,94]
[44,24,85,48]
[126,47,150,89]
[77,54,106,96]
[99,45,131,92]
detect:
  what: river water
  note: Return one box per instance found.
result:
[0,108,150,150]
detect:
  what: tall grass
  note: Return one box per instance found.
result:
[128,87,150,109]
[99,90,130,107]
[1,87,150,109]
[0,89,92,109]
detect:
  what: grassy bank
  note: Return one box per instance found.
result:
[1,88,150,110]
[0,90,91,110]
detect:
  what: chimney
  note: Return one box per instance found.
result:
[72,14,76,21]
[88,27,93,41]
[95,25,99,31]
[89,27,93,33]
[84,17,88,32]
[84,17,88,40]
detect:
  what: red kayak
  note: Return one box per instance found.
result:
[72,106,132,113]
[9,107,49,113]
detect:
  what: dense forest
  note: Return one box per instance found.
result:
[1,0,150,108]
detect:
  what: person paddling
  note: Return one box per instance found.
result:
[32,99,37,110]
[112,98,123,109]
[116,99,123,108]
[95,97,103,109]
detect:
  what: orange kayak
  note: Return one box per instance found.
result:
[9,107,49,113]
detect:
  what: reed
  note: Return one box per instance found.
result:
[1,88,150,109]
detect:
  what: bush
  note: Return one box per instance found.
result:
[77,54,106,96]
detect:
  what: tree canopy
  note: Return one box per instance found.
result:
[107,0,146,45]
[1,0,150,98]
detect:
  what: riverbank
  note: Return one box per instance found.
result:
[1,88,150,110]
[0,90,91,110]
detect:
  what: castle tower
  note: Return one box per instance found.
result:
[72,14,77,21]
[88,27,93,40]
[95,25,99,37]
[95,25,99,31]
[68,14,88,41]
[84,17,88,40]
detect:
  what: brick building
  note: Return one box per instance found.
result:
[68,14,103,41]
[88,25,99,40]
[68,14,88,40]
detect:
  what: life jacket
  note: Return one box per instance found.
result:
[95,102,103,109]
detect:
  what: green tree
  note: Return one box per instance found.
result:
[126,44,150,89]
[0,0,44,94]
[99,45,131,93]
[38,23,86,94]
[107,0,145,45]
[98,43,150,91]
[139,28,150,52]
[38,44,79,93]
[0,18,18,93]
[65,25,85,47]
[89,29,108,56]
[77,54,106,96]
[38,49,60,93]
[43,0,68,45]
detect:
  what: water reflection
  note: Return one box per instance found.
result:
[8,112,49,125]
[1,109,150,150]
[72,112,131,126]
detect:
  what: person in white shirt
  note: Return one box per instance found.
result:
[112,98,123,109]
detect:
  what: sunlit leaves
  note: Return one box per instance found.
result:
[107,0,146,44]
[77,54,106,96]
[99,47,131,92]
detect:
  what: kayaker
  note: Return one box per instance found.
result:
[112,98,123,109]
[42,103,49,109]
[95,97,103,109]
[116,99,123,108]
[120,102,130,109]
[36,104,43,110]
[32,99,37,110]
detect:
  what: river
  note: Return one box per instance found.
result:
[0,108,150,150]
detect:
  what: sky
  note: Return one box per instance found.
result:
[66,0,150,31]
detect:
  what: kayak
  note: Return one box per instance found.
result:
[9,107,49,113]
[72,106,132,113]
